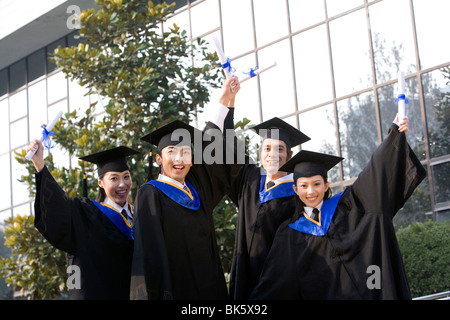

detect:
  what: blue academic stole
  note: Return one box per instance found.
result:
[288,191,344,236]
[91,200,134,240]
[259,175,296,204]
[146,179,200,210]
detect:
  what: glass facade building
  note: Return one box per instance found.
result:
[0,0,449,226]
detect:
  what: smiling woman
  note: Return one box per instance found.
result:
[27,141,140,299]
[97,170,132,208]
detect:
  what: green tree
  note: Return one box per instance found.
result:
[397,220,450,297]
[0,215,67,299]
[0,226,13,299]
[5,0,227,298]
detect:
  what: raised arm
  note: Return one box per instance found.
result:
[27,140,77,252]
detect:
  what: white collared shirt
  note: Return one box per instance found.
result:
[265,173,294,187]
[304,201,324,218]
[104,196,132,223]
[157,173,188,190]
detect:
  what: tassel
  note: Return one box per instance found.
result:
[82,172,88,198]
[147,150,153,182]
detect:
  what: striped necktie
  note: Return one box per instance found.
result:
[312,208,320,222]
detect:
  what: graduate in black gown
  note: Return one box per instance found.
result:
[130,79,240,300]
[226,114,310,299]
[28,140,139,299]
[249,115,427,300]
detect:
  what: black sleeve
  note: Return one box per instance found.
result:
[34,166,80,253]
[352,124,427,218]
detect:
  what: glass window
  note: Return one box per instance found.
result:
[9,89,27,122]
[292,25,333,110]
[0,99,9,153]
[27,48,46,83]
[0,209,12,226]
[298,104,340,184]
[422,69,450,159]
[337,91,378,180]
[47,71,67,105]
[190,0,220,38]
[288,0,325,32]
[0,153,11,210]
[10,117,28,149]
[369,0,416,83]
[299,104,337,154]
[13,202,31,216]
[68,78,90,114]
[257,39,296,120]
[11,147,30,205]
[329,9,372,98]
[231,53,261,127]
[378,76,426,160]
[326,0,364,18]
[0,68,7,97]
[221,0,254,58]
[9,59,26,92]
[28,80,48,139]
[253,0,289,47]
[48,99,68,128]
[413,0,450,70]
[432,162,450,204]
[49,146,70,170]
[394,177,431,227]
[164,7,190,36]
[194,30,221,69]
[67,31,82,47]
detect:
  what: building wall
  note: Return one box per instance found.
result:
[0,0,449,226]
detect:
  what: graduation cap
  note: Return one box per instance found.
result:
[278,150,343,182]
[250,117,310,148]
[79,146,140,196]
[140,120,202,181]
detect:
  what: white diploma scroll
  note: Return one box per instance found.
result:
[239,61,277,83]
[25,110,63,160]
[397,71,406,120]
[213,36,233,79]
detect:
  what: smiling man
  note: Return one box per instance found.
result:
[226,116,311,300]
[130,78,240,300]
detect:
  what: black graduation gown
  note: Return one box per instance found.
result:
[34,166,134,300]
[130,123,230,300]
[249,124,427,300]
[227,165,297,300]
[223,109,297,300]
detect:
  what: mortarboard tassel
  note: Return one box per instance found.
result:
[147,151,153,182]
[82,172,88,198]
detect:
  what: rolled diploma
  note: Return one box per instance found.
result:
[239,61,277,83]
[213,36,233,79]
[25,110,63,160]
[397,71,406,120]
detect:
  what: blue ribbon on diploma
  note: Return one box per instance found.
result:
[244,66,259,78]
[395,94,408,104]
[221,58,235,73]
[40,124,55,149]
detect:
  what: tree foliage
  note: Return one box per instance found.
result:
[0,215,67,299]
[397,220,450,297]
